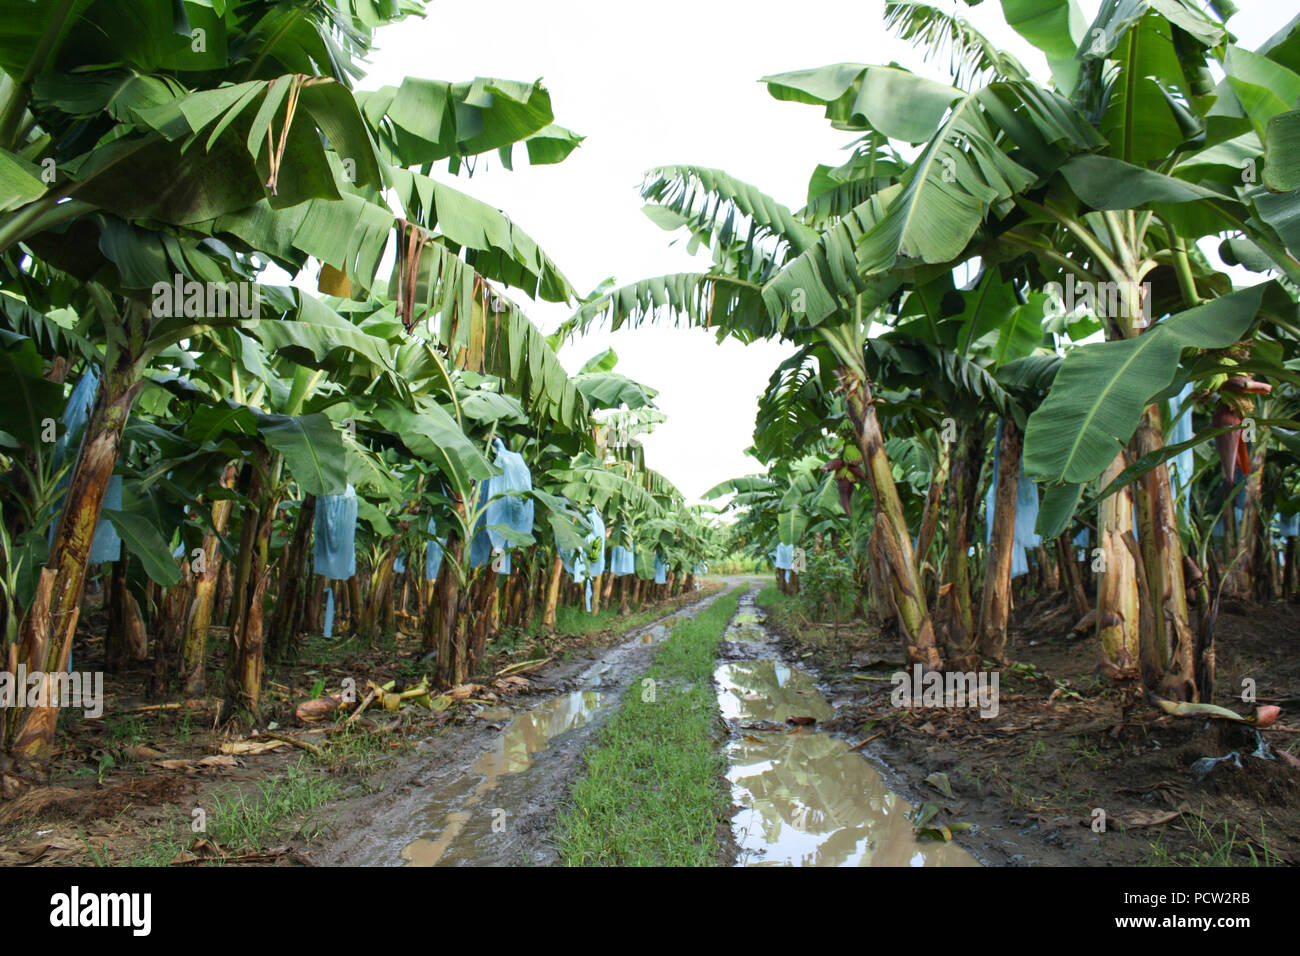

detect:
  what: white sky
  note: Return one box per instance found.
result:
[351,0,1284,504]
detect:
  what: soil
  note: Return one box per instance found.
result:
[761,587,1300,867]
[8,575,1293,868]
[0,583,727,867]
[312,582,739,867]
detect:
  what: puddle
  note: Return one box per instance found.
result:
[717,660,835,725]
[392,591,728,865]
[716,597,980,868]
[640,623,669,644]
[724,623,767,642]
[400,690,603,866]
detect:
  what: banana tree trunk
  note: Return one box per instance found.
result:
[468,571,493,669]
[267,493,315,659]
[1036,546,1058,593]
[362,540,401,640]
[305,574,325,633]
[1231,437,1267,600]
[180,463,237,693]
[105,541,133,668]
[523,550,540,628]
[541,552,563,634]
[978,419,1021,664]
[1261,534,1281,602]
[838,369,940,669]
[421,569,441,653]
[510,565,526,626]
[3,356,144,791]
[435,535,464,685]
[223,445,276,723]
[216,561,232,624]
[225,463,256,630]
[914,439,950,575]
[451,568,475,686]
[335,575,350,630]
[413,570,426,619]
[501,566,517,628]
[1134,412,1196,699]
[151,563,190,696]
[865,520,888,628]
[1285,537,1298,603]
[938,425,983,656]
[1097,453,1140,677]
[619,575,629,615]
[348,575,362,631]
[1057,534,1090,619]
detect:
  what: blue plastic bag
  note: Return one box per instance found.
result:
[773,542,794,570]
[484,438,533,575]
[610,546,635,576]
[984,419,1040,578]
[426,517,445,581]
[323,587,335,637]
[560,507,605,587]
[314,484,358,580]
[49,368,122,563]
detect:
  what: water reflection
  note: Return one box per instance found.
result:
[716,660,835,724]
[716,660,978,868]
[401,690,604,866]
[724,623,768,642]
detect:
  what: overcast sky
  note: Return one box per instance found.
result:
[351,0,1283,505]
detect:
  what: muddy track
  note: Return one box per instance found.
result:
[758,606,1107,867]
[312,581,745,866]
[715,589,980,867]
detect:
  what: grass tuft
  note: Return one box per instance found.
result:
[555,589,739,866]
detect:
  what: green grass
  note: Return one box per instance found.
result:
[756,583,785,610]
[549,592,706,639]
[709,552,765,575]
[126,825,189,867]
[106,714,147,744]
[205,758,340,852]
[555,588,739,866]
[126,736,401,865]
[1147,814,1276,867]
[312,723,412,794]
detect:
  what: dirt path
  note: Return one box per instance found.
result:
[760,590,1300,867]
[312,581,744,866]
[715,587,979,866]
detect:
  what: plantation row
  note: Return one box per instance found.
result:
[0,0,715,797]
[571,3,1300,704]
[2,0,1299,804]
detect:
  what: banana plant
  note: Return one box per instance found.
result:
[0,0,586,790]
[752,1,1299,700]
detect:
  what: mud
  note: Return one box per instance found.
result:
[716,589,978,867]
[313,583,742,866]
[761,588,1300,868]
